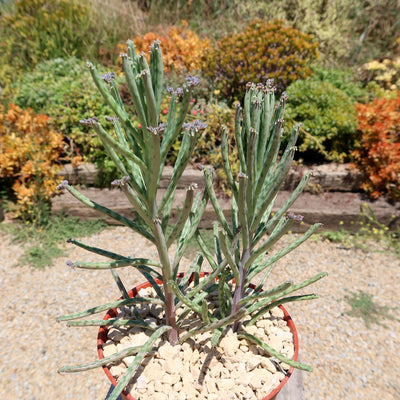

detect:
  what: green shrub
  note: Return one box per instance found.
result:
[12,57,119,184]
[286,78,358,162]
[0,0,142,96]
[202,19,319,103]
[311,65,370,103]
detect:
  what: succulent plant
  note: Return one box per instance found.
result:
[57,40,326,400]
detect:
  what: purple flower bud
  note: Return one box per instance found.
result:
[175,87,184,97]
[121,176,130,185]
[56,180,69,191]
[167,86,174,95]
[105,116,120,123]
[186,75,200,87]
[101,72,116,83]
[111,179,121,186]
[287,212,304,222]
[66,260,76,269]
[80,118,92,126]
[158,123,166,133]
[66,238,72,243]
[266,79,274,87]
[238,172,248,179]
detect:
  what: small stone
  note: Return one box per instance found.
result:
[209,364,223,379]
[129,331,151,347]
[158,341,177,359]
[219,335,241,357]
[281,362,290,370]
[144,359,163,381]
[270,306,284,319]
[182,381,198,398]
[276,371,286,381]
[190,364,201,379]
[122,355,135,367]
[163,373,180,385]
[246,355,262,371]
[138,287,151,297]
[190,348,200,364]
[151,393,168,400]
[240,344,249,352]
[279,331,293,343]
[135,375,148,389]
[284,346,294,359]
[154,379,163,392]
[256,318,273,330]
[107,327,127,342]
[102,340,117,358]
[267,333,284,353]
[261,372,281,394]
[247,368,272,390]
[164,357,183,375]
[244,325,258,335]
[182,346,193,362]
[235,384,254,399]
[173,381,183,391]
[206,379,218,394]
[109,364,125,379]
[260,357,277,373]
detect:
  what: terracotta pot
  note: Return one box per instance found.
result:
[98,273,299,400]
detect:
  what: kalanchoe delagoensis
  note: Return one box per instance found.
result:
[58,40,326,400]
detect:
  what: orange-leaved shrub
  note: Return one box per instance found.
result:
[352,94,400,200]
[119,21,211,74]
[202,19,319,103]
[0,104,65,223]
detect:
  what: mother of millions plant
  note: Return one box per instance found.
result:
[57,41,326,400]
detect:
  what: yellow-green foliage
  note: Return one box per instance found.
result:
[203,19,319,103]
[13,57,114,165]
[0,0,92,90]
[286,78,357,162]
[0,104,65,223]
[0,0,142,96]
[361,56,400,98]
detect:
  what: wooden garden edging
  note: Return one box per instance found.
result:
[52,164,400,232]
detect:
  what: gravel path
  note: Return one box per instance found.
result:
[0,226,399,400]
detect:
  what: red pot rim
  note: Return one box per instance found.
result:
[98,273,299,400]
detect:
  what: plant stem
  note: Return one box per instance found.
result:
[153,218,179,345]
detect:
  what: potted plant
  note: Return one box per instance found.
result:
[57,40,326,400]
